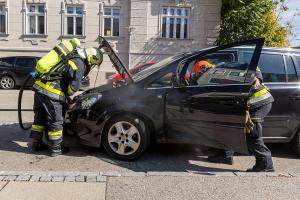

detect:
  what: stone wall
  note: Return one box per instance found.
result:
[0,0,221,86]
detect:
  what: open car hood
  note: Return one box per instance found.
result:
[98,36,134,83]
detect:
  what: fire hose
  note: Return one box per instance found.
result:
[18,74,33,130]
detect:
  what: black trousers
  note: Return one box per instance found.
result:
[30,92,64,148]
[247,103,273,169]
[209,103,273,169]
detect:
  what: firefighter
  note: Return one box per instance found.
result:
[29,46,103,157]
[207,68,275,172]
[190,60,213,85]
[245,68,274,172]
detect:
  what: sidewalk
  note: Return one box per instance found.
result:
[0,171,299,200]
[0,181,106,200]
[0,171,107,200]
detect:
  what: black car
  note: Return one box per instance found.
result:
[0,56,39,89]
[0,56,90,89]
[66,37,300,161]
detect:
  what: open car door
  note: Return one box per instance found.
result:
[98,36,134,83]
[165,38,264,154]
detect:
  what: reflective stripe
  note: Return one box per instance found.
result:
[248,92,272,105]
[249,88,269,100]
[56,45,67,56]
[68,60,78,71]
[68,85,76,95]
[48,130,63,137]
[59,43,70,53]
[31,125,45,132]
[251,117,263,123]
[35,80,65,97]
[49,135,63,140]
[33,82,65,101]
[33,83,65,101]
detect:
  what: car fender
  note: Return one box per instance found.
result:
[95,103,162,145]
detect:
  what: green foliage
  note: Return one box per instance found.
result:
[216,0,293,47]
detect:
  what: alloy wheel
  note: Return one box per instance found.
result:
[107,121,141,156]
[0,76,14,89]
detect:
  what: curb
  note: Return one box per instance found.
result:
[0,171,106,183]
[0,171,298,183]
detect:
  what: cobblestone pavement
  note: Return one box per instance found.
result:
[0,170,297,184]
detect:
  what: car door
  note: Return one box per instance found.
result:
[14,57,36,85]
[164,39,264,154]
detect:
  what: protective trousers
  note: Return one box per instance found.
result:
[247,103,273,169]
[30,92,64,151]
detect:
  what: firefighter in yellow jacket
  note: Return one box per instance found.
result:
[30,40,103,157]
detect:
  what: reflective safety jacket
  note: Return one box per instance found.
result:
[247,84,274,109]
[33,57,85,102]
[247,67,274,109]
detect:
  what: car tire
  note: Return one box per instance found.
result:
[102,115,150,161]
[0,76,15,89]
[292,131,300,156]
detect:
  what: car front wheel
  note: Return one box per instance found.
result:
[0,76,15,89]
[102,115,150,161]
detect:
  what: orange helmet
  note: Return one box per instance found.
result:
[192,61,213,74]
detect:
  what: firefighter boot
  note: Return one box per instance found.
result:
[30,139,49,152]
[50,145,70,157]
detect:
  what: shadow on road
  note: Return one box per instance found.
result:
[0,123,298,173]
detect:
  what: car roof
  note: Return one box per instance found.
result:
[188,46,300,56]
[233,46,300,55]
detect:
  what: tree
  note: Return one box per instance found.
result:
[216,0,295,47]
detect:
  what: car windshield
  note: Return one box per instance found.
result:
[130,63,154,75]
[132,53,189,81]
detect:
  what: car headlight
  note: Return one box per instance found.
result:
[81,94,102,109]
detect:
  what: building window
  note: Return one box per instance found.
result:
[27,4,45,35]
[65,5,83,36]
[0,4,7,34]
[161,7,190,39]
[103,7,120,37]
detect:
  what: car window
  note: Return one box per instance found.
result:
[0,57,15,67]
[285,55,298,82]
[15,57,36,68]
[258,54,286,83]
[131,63,154,75]
[184,45,256,86]
[132,53,190,81]
[293,55,300,72]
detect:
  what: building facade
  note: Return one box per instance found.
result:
[0,0,221,85]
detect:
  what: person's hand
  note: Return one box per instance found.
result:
[252,77,261,89]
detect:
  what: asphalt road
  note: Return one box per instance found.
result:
[0,90,34,123]
[0,123,299,173]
